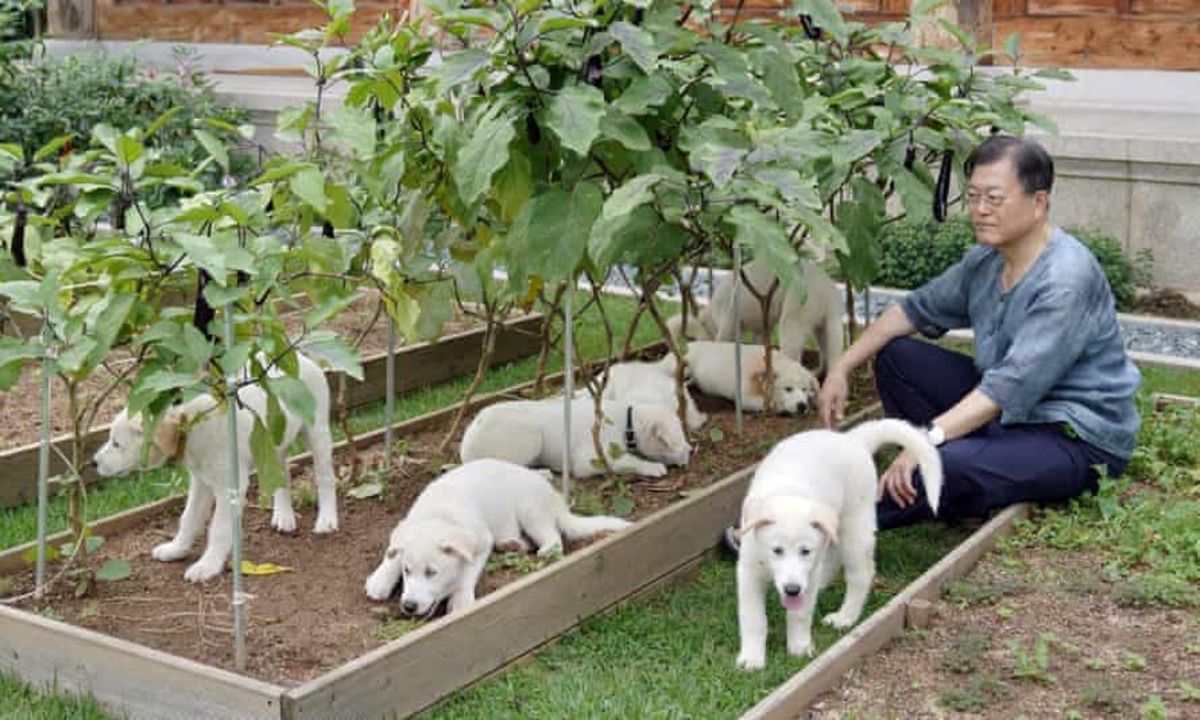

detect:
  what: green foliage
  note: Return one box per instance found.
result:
[1071,226,1146,312]
[0,49,253,204]
[939,674,1014,712]
[874,214,975,290]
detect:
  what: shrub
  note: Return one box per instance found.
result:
[874,216,1146,312]
[874,214,975,291]
[0,48,252,202]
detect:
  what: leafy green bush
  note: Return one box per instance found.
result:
[874,216,1146,312]
[0,49,252,200]
[875,214,975,291]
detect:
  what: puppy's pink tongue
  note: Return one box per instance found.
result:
[780,594,805,612]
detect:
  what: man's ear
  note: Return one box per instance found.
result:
[151,413,182,460]
[810,505,840,546]
[439,528,478,562]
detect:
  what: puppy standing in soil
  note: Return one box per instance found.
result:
[735,419,942,669]
[365,458,631,616]
[92,352,339,583]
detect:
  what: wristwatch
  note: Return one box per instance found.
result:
[926,423,946,447]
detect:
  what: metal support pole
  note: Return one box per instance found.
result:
[34,321,52,598]
[222,305,247,671]
[384,318,396,471]
[562,281,574,500]
[732,244,744,435]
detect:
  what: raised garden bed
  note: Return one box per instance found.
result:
[0,349,878,719]
[0,302,542,507]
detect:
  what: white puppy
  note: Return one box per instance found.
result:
[460,397,691,478]
[735,419,943,669]
[593,359,707,431]
[671,340,819,415]
[93,352,338,582]
[667,258,844,375]
[364,458,631,616]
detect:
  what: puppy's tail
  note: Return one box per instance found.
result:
[847,418,944,514]
[556,506,632,541]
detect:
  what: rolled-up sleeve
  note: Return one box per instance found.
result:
[901,260,971,338]
[978,286,1092,422]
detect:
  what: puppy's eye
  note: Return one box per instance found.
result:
[784,386,794,393]
[772,547,784,557]
[403,566,412,576]
[799,547,811,557]
[112,441,121,450]
[424,567,437,578]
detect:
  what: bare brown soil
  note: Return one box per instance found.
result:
[0,292,478,452]
[2,366,877,686]
[1132,288,1200,322]
[809,549,1200,719]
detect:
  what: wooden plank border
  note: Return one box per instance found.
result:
[0,604,284,720]
[0,312,542,508]
[741,503,1032,719]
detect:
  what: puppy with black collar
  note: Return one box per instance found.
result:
[459,397,691,478]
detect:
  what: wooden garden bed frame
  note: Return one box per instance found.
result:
[0,311,542,508]
[0,351,1036,720]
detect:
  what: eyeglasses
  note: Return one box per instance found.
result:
[966,192,1009,208]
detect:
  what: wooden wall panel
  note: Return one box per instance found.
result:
[1028,0,1120,14]
[995,16,1200,68]
[994,0,1029,16]
[93,2,402,43]
[1133,0,1200,13]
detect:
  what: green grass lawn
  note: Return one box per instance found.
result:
[3,310,1198,719]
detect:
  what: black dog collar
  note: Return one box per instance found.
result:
[624,405,639,455]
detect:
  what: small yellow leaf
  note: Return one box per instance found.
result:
[240,561,294,576]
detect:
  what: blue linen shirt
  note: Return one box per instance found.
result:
[901,227,1141,459]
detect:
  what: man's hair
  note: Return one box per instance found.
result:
[964,135,1054,196]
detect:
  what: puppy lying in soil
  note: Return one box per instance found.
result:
[587,358,707,431]
[664,340,819,415]
[460,397,691,478]
[92,352,338,583]
[735,419,942,669]
[364,458,631,617]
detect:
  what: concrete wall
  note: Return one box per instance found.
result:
[1024,69,1200,294]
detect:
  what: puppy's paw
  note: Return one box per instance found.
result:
[735,653,766,670]
[787,638,815,657]
[823,609,860,630]
[687,412,709,431]
[364,570,396,601]
[151,541,190,562]
[312,513,338,534]
[535,540,564,558]
[494,538,530,553]
[271,508,298,534]
[640,463,668,478]
[183,558,224,583]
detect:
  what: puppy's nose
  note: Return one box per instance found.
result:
[401,600,419,615]
[784,583,802,597]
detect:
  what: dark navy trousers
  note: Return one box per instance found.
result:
[873,337,1128,530]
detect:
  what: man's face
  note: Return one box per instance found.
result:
[966,156,1047,250]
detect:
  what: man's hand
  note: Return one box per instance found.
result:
[818,368,849,428]
[879,450,920,508]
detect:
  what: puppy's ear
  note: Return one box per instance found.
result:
[810,506,840,545]
[152,412,182,460]
[737,498,773,540]
[439,529,478,562]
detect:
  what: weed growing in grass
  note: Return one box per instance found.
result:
[373,616,424,642]
[1113,573,1200,608]
[1083,656,1107,670]
[941,577,1026,609]
[938,673,1013,712]
[1178,681,1200,702]
[1080,683,1126,714]
[1141,694,1169,719]
[1008,632,1057,684]
[1123,651,1147,671]
[487,550,557,575]
[938,630,992,674]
